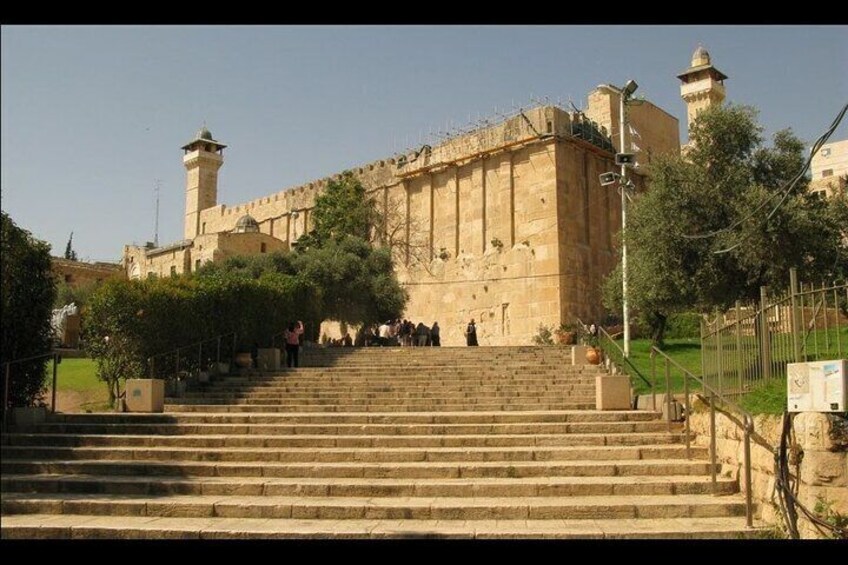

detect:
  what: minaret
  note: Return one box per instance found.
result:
[182,126,226,240]
[678,45,728,135]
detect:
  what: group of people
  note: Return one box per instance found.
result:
[360,319,442,347]
[279,317,482,370]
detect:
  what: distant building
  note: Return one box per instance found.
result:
[809,139,848,198]
[121,49,748,345]
[52,257,124,289]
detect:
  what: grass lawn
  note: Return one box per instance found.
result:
[55,358,101,392]
[47,357,110,412]
[608,337,703,396]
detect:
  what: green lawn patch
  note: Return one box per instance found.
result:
[55,358,101,392]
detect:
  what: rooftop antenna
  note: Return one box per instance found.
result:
[153,179,161,247]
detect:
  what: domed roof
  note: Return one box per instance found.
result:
[197,126,214,140]
[234,214,260,233]
[691,45,711,67]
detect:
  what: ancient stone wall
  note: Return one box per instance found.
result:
[690,409,847,538]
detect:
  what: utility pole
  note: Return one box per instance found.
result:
[619,90,630,358]
[154,179,161,248]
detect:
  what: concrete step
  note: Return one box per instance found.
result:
[42,410,661,425]
[162,403,598,413]
[0,444,705,463]
[0,492,746,522]
[1,458,717,480]
[20,421,674,436]
[1,474,739,498]
[2,432,687,449]
[0,513,762,539]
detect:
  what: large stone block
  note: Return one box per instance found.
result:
[595,375,631,410]
[257,348,280,371]
[125,379,165,413]
[799,451,847,487]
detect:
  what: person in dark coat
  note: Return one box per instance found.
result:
[465,319,478,346]
[430,322,441,346]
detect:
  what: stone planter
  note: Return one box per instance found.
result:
[212,362,230,375]
[257,348,281,371]
[595,375,632,410]
[125,379,165,413]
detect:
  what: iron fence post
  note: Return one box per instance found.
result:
[3,363,10,428]
[735,301,743,398]
[664,357,671,431]
[684,374,690,459]
[760,286,772,382]
[51,354,58,414]
[789,269,801,363]
[709,394,717,495]
[744,420,754,528]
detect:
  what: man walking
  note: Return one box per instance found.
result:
[465,318,478,346]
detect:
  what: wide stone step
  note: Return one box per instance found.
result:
[0,444,704,463]
[0,492,746,522]
[1,474,739,498]
[167,395,596,405]
[181,387,596,397]
[14,418,668,436]
[162,402,597,413]
[1,459,716,480]
[2,432,687,448]
[0,513,761,539]
[42,410,661,425]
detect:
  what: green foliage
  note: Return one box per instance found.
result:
[1,211,57,407]
[296,171,378,249]
[738,378,787,415]
[813,495,848,539]
[63,231,78,261]
[604,104,848,344]
[54,280,98,310]
[290,237,407,325]
[531,324,555,345]
[665,312,703,339]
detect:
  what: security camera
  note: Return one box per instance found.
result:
[599,172,619,186]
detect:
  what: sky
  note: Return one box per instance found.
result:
[2,25,847,262]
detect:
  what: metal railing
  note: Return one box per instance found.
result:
[597,325,656,411]
[147,332,237,381]
[2,352,61,427]
[651,346,754,528]
[702,268,847,399]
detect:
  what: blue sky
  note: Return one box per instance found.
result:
[2,25,846,261]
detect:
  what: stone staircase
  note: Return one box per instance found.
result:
[0,346,760,538]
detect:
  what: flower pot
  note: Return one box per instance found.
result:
[234,352,253,369]
[556,331,576,345]
[585,347,601,365]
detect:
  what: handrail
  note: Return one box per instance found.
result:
[597,325,653,389]
[2,351,61,427]
[147,331,237,380]
[650,345,755,528]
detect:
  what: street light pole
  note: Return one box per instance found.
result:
[619,88,630,359]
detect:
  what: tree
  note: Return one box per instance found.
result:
[64,231,78,261]
[1,212,57,408]
[293,171,409,326]
[603,104,848,344]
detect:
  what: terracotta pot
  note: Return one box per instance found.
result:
[585,347,601,365]
[234,352,253,368]
[556,331,575,345]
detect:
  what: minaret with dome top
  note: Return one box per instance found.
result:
[677,45,728,137]
[182,126,227,240]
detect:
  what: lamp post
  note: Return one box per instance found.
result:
[600,80,638,358]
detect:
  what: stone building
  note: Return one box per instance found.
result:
[52,257,124,288]
[809,139,848,199]
[120,49,741,345]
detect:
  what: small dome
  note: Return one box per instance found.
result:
[691,45,711,67]
[234,214,260,233]
[197,126,214,140]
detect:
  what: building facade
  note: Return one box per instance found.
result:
[119,49,748,345]
[809,139,848,198]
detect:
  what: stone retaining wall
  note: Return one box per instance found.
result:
[690,407,847,539]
